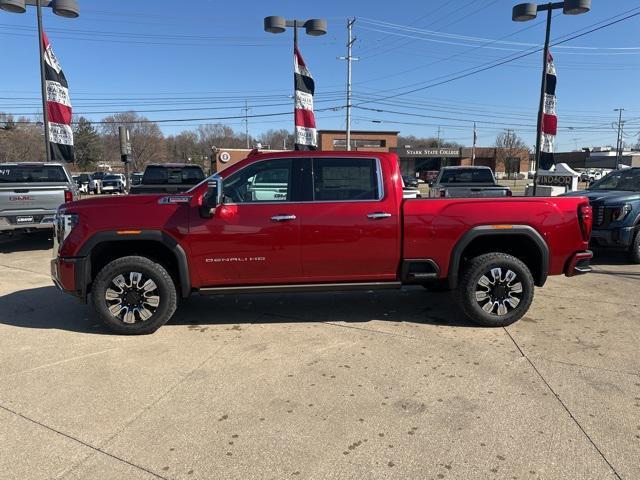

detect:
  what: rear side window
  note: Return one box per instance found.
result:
[312,158,380,201]
[0,164,67,183]
[439,168,494,184]
[143,166,205,185]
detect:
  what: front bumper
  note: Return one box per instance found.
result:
[565,250,593,277]
[51,256,89,302]
[590,226,635,249]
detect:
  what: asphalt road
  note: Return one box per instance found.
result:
[0,232,638,480]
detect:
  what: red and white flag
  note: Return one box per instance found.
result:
[540,52,556,170]
[294,46,317,150]
[43,31,75,162]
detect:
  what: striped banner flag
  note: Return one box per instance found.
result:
[43,31,75,163]
[294,46,317,150]
[540,52,557,170]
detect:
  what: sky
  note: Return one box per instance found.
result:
[1,0,640,151]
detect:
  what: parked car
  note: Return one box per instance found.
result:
[402,175,419,188]
[562,167,640,263]
[429,166,512,198]
[52,151,593,335]
[101,174,125,194]
[0,162,76,234]
[129,164,205,194]
[76,173,92,194]
[90,171,108,194]
[130,172,143,186]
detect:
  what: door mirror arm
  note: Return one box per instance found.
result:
[199,177,223,219]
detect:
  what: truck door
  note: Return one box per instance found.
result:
[189,158,305,286]
[297,157,400,282]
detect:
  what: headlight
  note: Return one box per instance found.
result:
[55,212,79,246]
[612,204,632,222]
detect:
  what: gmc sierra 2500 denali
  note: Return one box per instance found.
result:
[52,151,593,335]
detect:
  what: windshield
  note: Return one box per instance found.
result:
[439,168,494,184]
[93,172,107,179]
[0,164,67,183]
[143,165,205,185]
[589,169,640,191]
[103,175,119,181]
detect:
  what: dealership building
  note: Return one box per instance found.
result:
[211,130,531,179]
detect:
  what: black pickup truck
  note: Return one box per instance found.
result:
[129,164,205,195]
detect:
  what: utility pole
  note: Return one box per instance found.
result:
[614,108,624,170]
[242,99,251,149]
[338,18,358,151]
[436,126,442,148]
[471,122,477,166]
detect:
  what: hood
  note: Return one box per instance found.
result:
[561,189,640,205]
[63,194,168,210]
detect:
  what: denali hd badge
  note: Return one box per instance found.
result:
[206,257,266,263]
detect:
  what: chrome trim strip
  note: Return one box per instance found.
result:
[199,281,401,295]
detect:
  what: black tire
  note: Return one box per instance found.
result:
[629,229,640,264]
[91,255,177,335]
[457,252,534,327]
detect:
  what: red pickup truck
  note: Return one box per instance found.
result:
[52,151,593,334]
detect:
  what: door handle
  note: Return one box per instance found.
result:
[271,214,297,222]
[367,212,392,220]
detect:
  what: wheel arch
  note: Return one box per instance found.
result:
[447,225,549,289]
[77,231,191,298]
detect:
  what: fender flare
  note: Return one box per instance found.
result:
[447,225,550,289]
[77,230,191,298]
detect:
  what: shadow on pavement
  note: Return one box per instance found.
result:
[0,231,53,254]
[0,285,475,334]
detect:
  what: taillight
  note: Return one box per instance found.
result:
[578,203,592,241]
[64,190,73,203]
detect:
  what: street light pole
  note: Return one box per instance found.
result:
[36,0,51,162]
[264,15,327,146]
[1,0,80,162]
[531,5,552,196]
[512,0,591,196]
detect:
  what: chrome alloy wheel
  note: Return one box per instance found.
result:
[105,272,160,324]
[474,267,523,316]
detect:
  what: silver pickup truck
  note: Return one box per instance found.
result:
[0,162,77,234]
[429,166,512,198]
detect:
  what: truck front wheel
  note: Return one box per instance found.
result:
[91,255,177,335]
[629,229,640,264]
[457,253,534,327]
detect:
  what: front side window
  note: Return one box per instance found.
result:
[223,159,292,203]
[312,158,380,201]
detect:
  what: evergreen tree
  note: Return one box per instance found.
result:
[73,117,103,169]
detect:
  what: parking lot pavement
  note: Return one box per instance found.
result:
[0,233,638,480]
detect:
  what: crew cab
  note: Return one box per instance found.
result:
[52,151,593,335]
[563,167,640,263]
[429,166,511,198]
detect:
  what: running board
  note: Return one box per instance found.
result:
[198,281,402,295]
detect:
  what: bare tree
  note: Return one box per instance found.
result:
[0,114,45,162]
[495,131,528,179]
[100,112,166,171]
[258,129,294,150]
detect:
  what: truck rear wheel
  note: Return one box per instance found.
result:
[91,255,177,335]
[457,253,534,327]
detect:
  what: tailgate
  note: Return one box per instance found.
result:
[0,184,68,215]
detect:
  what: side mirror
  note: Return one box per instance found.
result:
[199,177,223,219]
